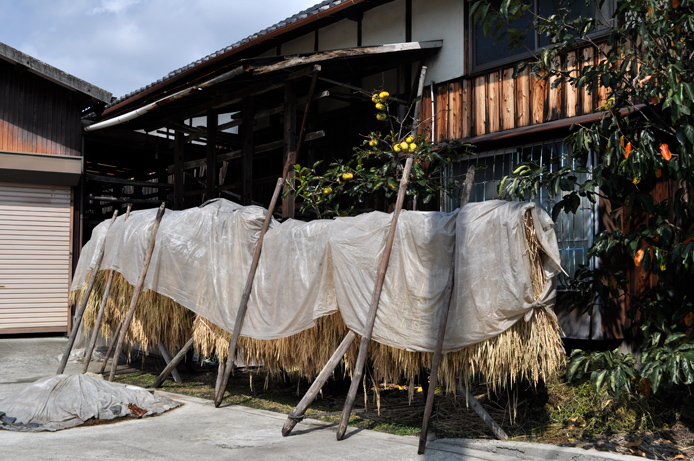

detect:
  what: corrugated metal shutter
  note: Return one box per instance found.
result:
[0,183,71,334]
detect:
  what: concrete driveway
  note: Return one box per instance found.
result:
[0,336,635,461]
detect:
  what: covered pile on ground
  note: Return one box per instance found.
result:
[0,374,180,432]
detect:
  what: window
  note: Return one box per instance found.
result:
[445,140,596,288]
[470,0,614,72]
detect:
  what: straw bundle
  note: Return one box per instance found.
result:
[71,271,194,354]
[192,209,563,392]
[71,208,562,393]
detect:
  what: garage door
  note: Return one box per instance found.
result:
[0,183,72,334]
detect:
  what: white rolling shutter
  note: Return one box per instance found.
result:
[0,183,71,334]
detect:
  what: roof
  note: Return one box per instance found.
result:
[86,41,443,132]
[0,42,112,104]
[102,0,384,117]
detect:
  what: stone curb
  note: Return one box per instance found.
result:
[432,438,641,461]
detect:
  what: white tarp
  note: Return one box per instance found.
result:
[0,374,180,431]
[72,199,561,354]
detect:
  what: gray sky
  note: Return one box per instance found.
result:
[0,0,321,99]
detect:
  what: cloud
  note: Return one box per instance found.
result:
[90,0,141,15]
[1,0,321,97]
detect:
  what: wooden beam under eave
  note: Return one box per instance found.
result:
[282,82,297,218]
[241,96,254,206]
[174,131,185,209]
[206,110,218,200]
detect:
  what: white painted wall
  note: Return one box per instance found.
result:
[361,0,407,46]
[318,18,358,50]
[280,32,315,55]
[412,0,465,85]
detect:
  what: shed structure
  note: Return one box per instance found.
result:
[80,0,633,346]
[0,42,111,334]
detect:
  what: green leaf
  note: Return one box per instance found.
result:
[593,369,608,393]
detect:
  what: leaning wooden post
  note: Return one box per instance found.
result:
[99,320,122,374]
[158,343,182,384]
[150,336,195,389]
[282,330,357,436]
[82,204,132,374]
[418,165,475,454]
[336,156,414,440]
[214,177,284,407]
[108,203,166,382]
[57,209,119,374]
[457,382,508,441]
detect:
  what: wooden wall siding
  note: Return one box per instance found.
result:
[420,45,604,142]
[0,61,82,156]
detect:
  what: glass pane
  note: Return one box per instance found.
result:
[474,0,535,67]
[449,140,595,286]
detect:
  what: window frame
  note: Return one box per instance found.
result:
[444,138,598,290]
[468,0,615,74]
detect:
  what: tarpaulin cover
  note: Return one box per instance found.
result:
[0,374,181,431]
[72,199,561,354]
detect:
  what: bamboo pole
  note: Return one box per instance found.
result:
[418,165,475,454]
[150,336,195,389]
[336,156,414,441]
[57,209,119,374]
[282,330,357,436]
[81,204,132,374]
[214,178,284,407]
[99,320,123,374]
[108,203,166,382]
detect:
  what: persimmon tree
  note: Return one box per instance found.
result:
[472,0,694,395]
[286,91,472,218]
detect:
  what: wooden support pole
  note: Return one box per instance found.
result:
[151,336,195,389]
[282,330,357,436]
[418,166,475,454]
[82,204,132,374]
[241,96,254,206]
[281,82,297,218]
[214,178,284,407]
[158,344,182,384]
[206,110,218,200]
[174,131,185,210]
[336,157,414,440]
[294,70,319,165]
[108,203,166,382]
[57,209,119,375]
[99,320,123,374]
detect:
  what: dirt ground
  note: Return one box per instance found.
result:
[113,352,694,460]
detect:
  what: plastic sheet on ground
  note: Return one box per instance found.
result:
[72,199,561,354]
[0,374,181,431]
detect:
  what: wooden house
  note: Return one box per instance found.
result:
[81,0,629,346]
[0,42,111,334]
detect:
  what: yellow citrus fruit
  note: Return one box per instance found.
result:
[408,143,417,152]
[405,135,415,144]
[379,91,390,101]
[342,172,353,181]
[399,142,409,151]
[376,112,387,121]
[393,144,402,153]
[323,187,332,195]
[375,103,385,111]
